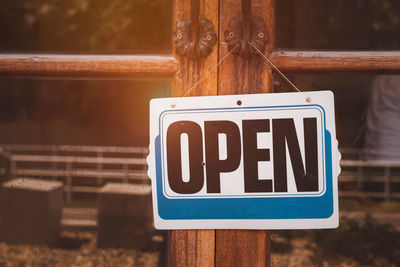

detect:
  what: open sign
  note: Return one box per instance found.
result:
[148,91,340,229]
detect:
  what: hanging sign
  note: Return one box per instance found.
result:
[147,91,340,229]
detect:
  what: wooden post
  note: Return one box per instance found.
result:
[9,159,16,180]
[123,164,129,184]
[216,0,273,266]
[97,150,103,185]
[356,166,363,191]
[170,0,273,266]
[384,167,390,201]
[219,0,274,94]
[66,161,72,203]
[169,0,218,266]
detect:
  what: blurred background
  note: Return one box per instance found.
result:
[0,0,399,266]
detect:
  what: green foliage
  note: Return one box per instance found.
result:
[311,215,400,265]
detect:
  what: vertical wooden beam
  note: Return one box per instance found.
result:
[170,0,218,266]
[384,167,391,201]
[172,0,218,97]
[216,0,274,266]
[170,230,215,266]
[216,230,270,266]
[170,0,273,265]
[218,0,274,95]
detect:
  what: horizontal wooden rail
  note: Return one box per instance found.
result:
[340,191,400,199]
[341,159,400,168]
[14,169,148,180]
[270,50,400,73]
[0,54,179,77]
[1,51,400,77]
[340,175,400,183]
[0,144,149,154]
[10,154,146,164]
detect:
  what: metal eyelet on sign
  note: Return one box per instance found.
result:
[206,34,212,40]
[237,100,242,106]
[306,97,312,103]
[229,32,235,38]
[177,33,183,39]
[258,32,264,38]
[171,104,176,108]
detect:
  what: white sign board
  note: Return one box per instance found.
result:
[147,91,340,229]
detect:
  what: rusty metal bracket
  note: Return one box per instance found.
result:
[174,0,217,59]
[224,0,268,57]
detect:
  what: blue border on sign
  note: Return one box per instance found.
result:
[154,105,334,220]
[160,106,326,198]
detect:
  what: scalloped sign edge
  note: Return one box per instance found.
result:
[147,91,341,230]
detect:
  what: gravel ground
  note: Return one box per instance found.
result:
[0,229,397,266]
[270,235,397,267]
[0,231,161,267]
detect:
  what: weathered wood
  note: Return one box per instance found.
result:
[270,50,400,73]
[169,0,217,266]
[216,230,270,267]
[0,144,148,153]
[10,154,145,164]
[0,54,179,77]
[170,230,215,267]
[341,159,400,167]
[172,0,218,97]
[1,50,399,79]
[218,0,274,95]
[215,1,273,266]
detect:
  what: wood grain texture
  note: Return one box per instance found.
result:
[216,230,270,267]
[169,0,217,266]
[216,1,272,266]
[270,50,400,73]
[0,54,178,77]
[218,0,274,95]
[170,230,215,267]
[172,0,218,97]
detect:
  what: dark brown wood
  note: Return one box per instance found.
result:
[216,230,270,267]
[170,230,215,267]
[270,50,400,73]
[2,50,400,78]
[169,0,218,266]
[215,0,273,266]
[0,54,179,77]
[173,0,218,96]
[218,0,274,95]
[190,0,200,48]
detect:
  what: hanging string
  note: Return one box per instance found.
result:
[249,41,301,93]
[181,41,302,97]
[182,44,238,97]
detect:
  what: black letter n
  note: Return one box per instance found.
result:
[272,118,318,192]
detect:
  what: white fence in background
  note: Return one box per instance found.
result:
[0,145,399,201]
[0,144,149,202]
[339,148,400,201]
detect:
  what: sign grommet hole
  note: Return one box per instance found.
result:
[171,104,176,108]
[237,100,242,106]
[306,97,312,103]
